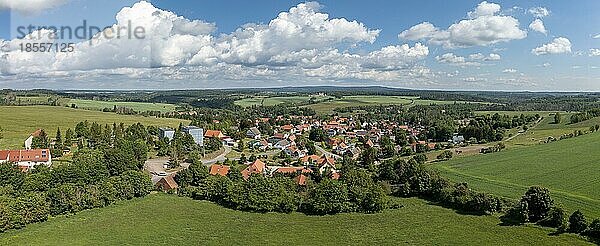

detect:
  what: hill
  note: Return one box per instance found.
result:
[435,131,600,218]
[0,194,588,245]
[0,106,188,149]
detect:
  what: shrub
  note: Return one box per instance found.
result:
[568,210,588,233]
[305,179,354,215]
[584,218,600,238]
[537,206,568,230]
[521,186,553,222]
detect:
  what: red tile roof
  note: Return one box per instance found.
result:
[6,149,50,162]
[241,159,266,180]
[204,130,224,138]
[209,164,230,176]
[294,174,308,186]
[0,150,9,160]
[275,167,313,174]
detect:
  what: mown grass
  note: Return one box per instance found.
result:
[434,131,600,218]
[66,99,177,113]
[0,106,188,149]
[0,194,589,245]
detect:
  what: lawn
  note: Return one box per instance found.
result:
[0,194,589,245]
[434,131,600,218]
[0,106,189,149]
[66,99,177,113]
[234,95,333,107]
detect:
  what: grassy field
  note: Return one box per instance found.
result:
[506,113,600,147]
[0,106,189,149]
[0,194,589,245]
[434,131,600,218]
[235,95,333,107]
[66,99,177,113]
[14,97,177,113]
[235,95,480,114]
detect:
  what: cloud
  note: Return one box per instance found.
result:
[398,22,438,40]
[529,19,547,35]
[399,1,527,48]
[503,68,517,73]
[436,52,499,66]
[594,34,600,39]
[0,1,433,85]
[590,49,600,57]
[0,0,68,13]
[528,7,550,18]
[532,37,572,55]
[468,1,501,18]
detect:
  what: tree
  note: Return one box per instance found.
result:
[585,218,600,238]
[554,112,561,124]
[308,128,327,142]
[31,129,49,149]
[359,147,378,169]
[305,179,353,215]
[568,210,588,233]
[537,206,568,230]
[436,150,453,161]
[521,186,553,222]
[413,154,428,164]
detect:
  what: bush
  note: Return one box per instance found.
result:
[537,206,568,230]
[502,200,529,224]
[568,210,588,234]
[120,171,153,197]
[584,218,600,238]
[305,179,354,215]
[436,150,453,161]
[521,186,553,222]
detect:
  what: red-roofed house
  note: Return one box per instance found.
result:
[209,164,230,176]
[204,130,225,139]
[156,175,179,191]
[294,174,309,186]
[241,159,266,180]
[24,129,44,150]
[0,149,52,169]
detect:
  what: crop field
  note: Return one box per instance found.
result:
[0,106,188,149]
[66,99,177,113]
[0,194,588,245]
[434,131,600,218]
[234,95,333,107]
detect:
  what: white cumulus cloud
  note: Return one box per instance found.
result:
[528,7,550,18]
[0,1,433,84]
[532,37,572,55]
[529,19,547,35]
[590,49,600,57]
[399,1,527,48]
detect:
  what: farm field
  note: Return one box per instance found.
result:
[14,96,177,113]
[0,194,589,245]
[434,131,600,218]
[235,95,482,114]
[0,106,189,149]
[506,113,600,147]
[67,99,177,113]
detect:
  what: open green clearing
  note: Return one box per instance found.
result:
[434,131,600,218]
[67,99,177,113]
[0,193,588,245]
[0,106,188,149]
[14,96,177,113]
[235,95,482,114]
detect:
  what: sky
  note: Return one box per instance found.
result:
[0,0,598,91]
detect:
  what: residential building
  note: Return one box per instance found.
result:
[0,149,52,170]
[24,129,43,150]
[246,127,261,139]
[241,159,266,180]
[182,126,204,146]
[209,164,230,176]
[204,130,225,139]
[156,175,178,192]
[159,127,175,141]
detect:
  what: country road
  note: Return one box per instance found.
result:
[315,144,341,159]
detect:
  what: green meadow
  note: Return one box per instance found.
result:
[0,194,589,245]
[435,131,600,218]
[0,106,188,149]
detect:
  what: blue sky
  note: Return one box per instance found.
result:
[0,0,599,91]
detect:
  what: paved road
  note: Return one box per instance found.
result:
[315,144,341,159]
[202,146,232,165]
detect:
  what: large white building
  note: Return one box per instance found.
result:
[182,126,204,146]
